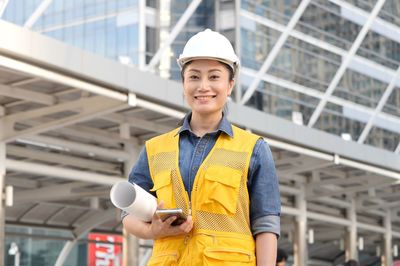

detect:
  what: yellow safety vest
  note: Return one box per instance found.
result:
[146,125,260,265]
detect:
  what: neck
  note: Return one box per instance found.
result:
[190,112,223,137]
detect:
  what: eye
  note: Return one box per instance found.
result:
[188,75,199,80]
[209,75,220,80]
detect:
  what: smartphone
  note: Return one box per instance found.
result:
[155,208,187,226]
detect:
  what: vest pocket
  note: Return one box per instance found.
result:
[147,251,178,266]
[199,166,242,215]
[203,247,255,265]
[150,171,175,208]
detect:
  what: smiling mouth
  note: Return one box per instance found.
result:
[194,95,216,100]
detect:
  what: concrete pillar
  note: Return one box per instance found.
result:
[293,184,307,266]
[0,113,6,263]
[120,123,140,266]
[0,141,5,264]
[138,0,146,69]
[345,198,357,261]
[383,209,392,266]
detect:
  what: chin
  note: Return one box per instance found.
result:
[193,108,222,116]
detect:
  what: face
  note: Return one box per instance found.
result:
[182,59,234,118]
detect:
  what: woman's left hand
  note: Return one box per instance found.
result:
[150,201,194,239]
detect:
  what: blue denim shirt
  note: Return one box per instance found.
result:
[125,114,281,237]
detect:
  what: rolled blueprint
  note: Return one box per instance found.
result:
[110,181,157,222]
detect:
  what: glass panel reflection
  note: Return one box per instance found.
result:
[242,79,319,125]
[296,1,361,50]
[241,0,302,25]
[268,36,340,93]
[334,69,387,108]
[365,126,400,151]
[382,87,400,117]
[357,31,400,69]
[314,102,366,140]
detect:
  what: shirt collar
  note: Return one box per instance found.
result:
[176,113,233,137]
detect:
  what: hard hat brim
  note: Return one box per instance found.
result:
[177,56,238,71]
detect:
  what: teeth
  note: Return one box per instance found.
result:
[196,96,214,99]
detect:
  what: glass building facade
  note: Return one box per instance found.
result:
[1,0,400,265]
[2,0,399,152]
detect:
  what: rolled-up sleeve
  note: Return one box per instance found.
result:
[121,147,155,220]
[247,139,281,237]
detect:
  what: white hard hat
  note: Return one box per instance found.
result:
[177,29,239,73]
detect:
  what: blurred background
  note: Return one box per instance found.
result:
[0,0,399,265]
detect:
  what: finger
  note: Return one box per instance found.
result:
[165,216,177,225]
[180,216,193,232]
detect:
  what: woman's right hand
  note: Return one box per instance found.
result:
[150,201,193,239]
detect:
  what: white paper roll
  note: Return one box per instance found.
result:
[110,181,157,222]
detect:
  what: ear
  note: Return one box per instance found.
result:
[228,80,235,96]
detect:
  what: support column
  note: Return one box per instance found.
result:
[345,198,357,261]
[0,113,6,263]
[293,184,307,266]
[120,124,140,266]
[138,0,146,69]
[234,0,242,102]
[383,209,392,266]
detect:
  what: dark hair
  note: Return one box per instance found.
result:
[344,260,359,266]
[180,60,234,81]
[277,248,288,262]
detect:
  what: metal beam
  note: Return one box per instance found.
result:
[396,142,400,154]
[358,65,400,143]
[241,68,400,136]
[0,0,9,18]
[241,9,400,89]
[357,200,400,212]
[24,0,53,29]
[55,209,115,266]
[0,84,56,105]
[0,55,128,102]
[240,0,311,104]
[145,0,202,70]
[105,113,173,133]
[308,179,396,199]
[14,182,86,204]
[8,77,41,87]
[279,160,332,175]
[20,135,130,160]
[308,174,378,189]
[57,125,137,147]
[5,159,123,185]
[307,0,386,127]
[0,96,128,143]
[7,145,122,174]
[330,0,400,45]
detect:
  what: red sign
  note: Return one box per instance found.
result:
[88,233,123,266]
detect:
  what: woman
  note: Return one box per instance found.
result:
[122,29,280,265]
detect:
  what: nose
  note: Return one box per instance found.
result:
[198,77,210,91]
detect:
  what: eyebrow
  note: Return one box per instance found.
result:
[186,68,222,73]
